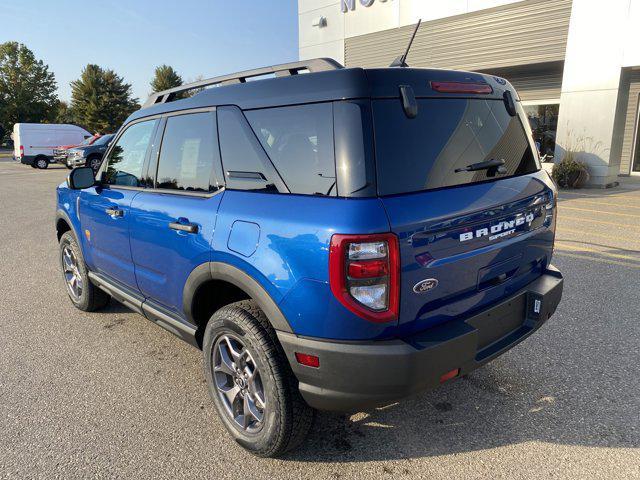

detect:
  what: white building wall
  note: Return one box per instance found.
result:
[298,0,524,64]
[555,0,638,185]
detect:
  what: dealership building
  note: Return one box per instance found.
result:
[298,0,640,187]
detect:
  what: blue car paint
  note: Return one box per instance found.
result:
[227,221,261,257]
[55,65,557,344]
[211,190,395,340]
[128,191,223,317]
[78,186,141,290]
[380,171,555,337]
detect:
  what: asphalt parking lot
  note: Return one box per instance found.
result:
[0,159,638,479]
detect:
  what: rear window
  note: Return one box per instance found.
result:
[373,99,539,196]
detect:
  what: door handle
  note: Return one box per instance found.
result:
[169,220,199,234]
[105,207,123,217]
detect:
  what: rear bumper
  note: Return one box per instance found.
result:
[278,266,563,411]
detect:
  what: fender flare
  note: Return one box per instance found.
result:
[55,208,79,241]
[182,262,293,333]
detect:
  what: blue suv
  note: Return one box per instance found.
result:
[55,59,563,457]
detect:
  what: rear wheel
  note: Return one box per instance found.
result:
[35,156,49,169]
[59,231,110,311]
[203,300,314,457]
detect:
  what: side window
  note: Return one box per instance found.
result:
[103,120,157,187]
[217,106,283,192]
[156,112,220,192]
[245,103,336,196]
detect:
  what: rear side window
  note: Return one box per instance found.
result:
[103,120,157,187]
[373,99,539,196]
[218,106,283,192]
[245,104,336,196]
[156,112,219,192]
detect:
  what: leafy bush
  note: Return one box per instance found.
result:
[552,153,590,188]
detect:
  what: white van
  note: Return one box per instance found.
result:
[13,123,92,169]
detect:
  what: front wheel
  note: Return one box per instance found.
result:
[203,300,314,457]
[88,156,102,172]
[59,231,110,311]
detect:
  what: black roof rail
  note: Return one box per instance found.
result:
[142,58,344,109]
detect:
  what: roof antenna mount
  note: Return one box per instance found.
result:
[389,19,422,68]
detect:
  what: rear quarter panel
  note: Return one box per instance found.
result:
[213,190,396,340]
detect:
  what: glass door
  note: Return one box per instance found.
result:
[522,103,560,162]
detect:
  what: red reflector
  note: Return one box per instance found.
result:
[348,260,388,278]
[295,352,320,368]
[431,81,493,94]
[439,368,460,383]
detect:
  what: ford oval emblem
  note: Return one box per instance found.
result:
[413,278,438,294]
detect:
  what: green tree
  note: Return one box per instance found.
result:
[70,64,139,133]
[150,64,183,94]
[0,41,58,133]
[54,100,75,124]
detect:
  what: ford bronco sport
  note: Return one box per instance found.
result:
[55,58,563,457]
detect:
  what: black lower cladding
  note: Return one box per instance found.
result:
[278,266,563,412]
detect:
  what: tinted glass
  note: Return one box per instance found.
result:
[523,104,558,158]
[246,103,336,196]
[333,100,376,197]
[374,99,539,196]
[103,120,157,187]
[218,106,279,192]
[94,134,114,146]
[156,113,218,192]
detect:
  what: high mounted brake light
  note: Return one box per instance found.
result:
[431,81,493,94]
[329,233,399,323]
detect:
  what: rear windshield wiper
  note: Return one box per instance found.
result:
[455,158,506,173]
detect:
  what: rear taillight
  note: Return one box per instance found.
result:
[430,81,493,94]
[329,233,399,323]
[19,145,24,158]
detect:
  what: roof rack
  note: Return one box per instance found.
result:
[142,58,343,109]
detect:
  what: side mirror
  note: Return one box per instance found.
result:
[68,166,95,190]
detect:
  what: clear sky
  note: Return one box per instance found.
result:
[0,0,299,103]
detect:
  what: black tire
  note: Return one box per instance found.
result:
[35,156,49,169]
[30,162,37,169]
[87,156,102,172]
[203,300,314,457]
[59,231,110,311]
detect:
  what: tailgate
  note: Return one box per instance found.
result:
[380,174,555,336]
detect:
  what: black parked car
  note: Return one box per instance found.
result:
[66,134,114,171]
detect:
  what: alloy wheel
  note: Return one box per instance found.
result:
[62,245,83,301]
[90,158,101,171]
[212,334,266,433]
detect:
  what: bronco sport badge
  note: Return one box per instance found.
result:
[459,212,535,242]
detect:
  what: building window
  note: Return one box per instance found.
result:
[523,104,559,161]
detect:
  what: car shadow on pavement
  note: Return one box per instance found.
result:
[285,351,636,462]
